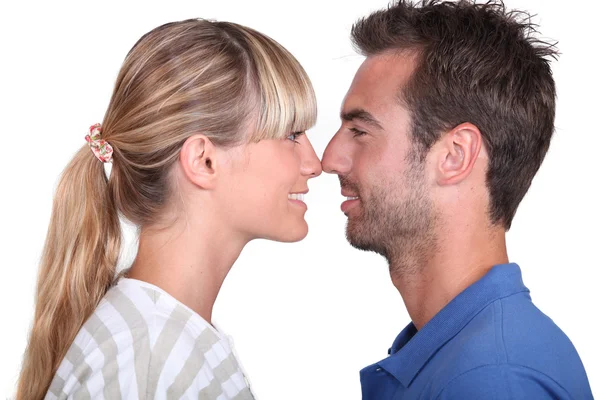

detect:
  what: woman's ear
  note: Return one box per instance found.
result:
[434,122,482,186]
[179,134,218,190]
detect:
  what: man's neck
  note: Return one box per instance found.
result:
[390,226,508,330]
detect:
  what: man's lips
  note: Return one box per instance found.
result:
[341,190,360,214]
[341,190,359,197]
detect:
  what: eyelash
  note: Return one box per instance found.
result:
[287,131,304,143]
[350,127,367,137]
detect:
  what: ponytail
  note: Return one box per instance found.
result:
[16,146,121,399]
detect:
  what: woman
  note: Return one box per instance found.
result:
[17,19,321,399]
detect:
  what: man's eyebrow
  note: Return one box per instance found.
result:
[341,108,383,130]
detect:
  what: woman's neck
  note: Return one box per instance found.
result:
[127,216,247,323]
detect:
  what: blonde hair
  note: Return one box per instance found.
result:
[17,19,316,399]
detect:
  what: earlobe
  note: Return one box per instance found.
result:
[437,123,482,186]
[179,134,218,190]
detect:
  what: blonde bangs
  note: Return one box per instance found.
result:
[242,30,317,141]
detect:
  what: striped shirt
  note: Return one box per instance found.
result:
[45,278,255,399]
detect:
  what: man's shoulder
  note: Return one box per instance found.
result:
[433,364,582,399]
[498,292,580,359]
[442,291,581,363]
[429,293,591,399]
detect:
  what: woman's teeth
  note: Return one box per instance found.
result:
[288,193,305,201]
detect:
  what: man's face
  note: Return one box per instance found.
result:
[322,53,436,260]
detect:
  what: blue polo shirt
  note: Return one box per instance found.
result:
[360,263,593,399]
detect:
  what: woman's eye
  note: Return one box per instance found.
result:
[350,127,367,137]
[287,131,304,143]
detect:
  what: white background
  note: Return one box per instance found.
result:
[1,0,598,398]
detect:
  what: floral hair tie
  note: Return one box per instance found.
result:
[85,123,113,163]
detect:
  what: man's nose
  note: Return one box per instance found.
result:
[322,133,352,175]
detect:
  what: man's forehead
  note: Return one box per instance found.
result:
[357,52,417,87]
[343,52,416,109]
[341,53,415,122]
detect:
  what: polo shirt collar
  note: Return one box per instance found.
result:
[378,263,529,387]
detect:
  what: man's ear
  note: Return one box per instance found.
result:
[433,123,482,186]
[179,134,218,190]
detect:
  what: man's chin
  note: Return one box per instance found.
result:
[345,223,379,253]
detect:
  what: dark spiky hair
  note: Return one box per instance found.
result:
[352,0,559,229]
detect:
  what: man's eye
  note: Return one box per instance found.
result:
[350,127,367,137]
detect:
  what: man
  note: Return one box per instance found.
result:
[321,1,593,399]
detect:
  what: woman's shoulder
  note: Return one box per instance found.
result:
[49,278,253,398]
[97,278,239,370]
[102,279,252,397]
[66,277,222,360]
[105,278,221,337]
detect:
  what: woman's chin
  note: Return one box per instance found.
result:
[268,220,309,243]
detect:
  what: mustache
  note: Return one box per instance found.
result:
[339,176,361,195]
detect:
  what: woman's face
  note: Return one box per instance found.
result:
[222,132,322,243]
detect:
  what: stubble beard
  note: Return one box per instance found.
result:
[344,162,438,278]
